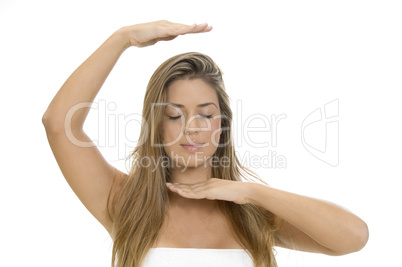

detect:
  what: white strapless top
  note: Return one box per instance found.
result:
[142,247,254,267]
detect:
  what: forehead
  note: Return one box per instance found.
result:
[165,78,219,107]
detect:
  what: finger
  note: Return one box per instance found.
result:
[189,184,209,192]
[167,184,185,194]
[167,183,190,191]
[171,181,207,190]
[174,185,211,199]
[167,183,202,195]
[176,23,212,35]
[167,184,199,199]
[176,186,206,199]
[193,23,213,33]
[164,22,195,36]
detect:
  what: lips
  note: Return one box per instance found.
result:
[181,143,204,147]
[181,140,205,146]
[181,144,203,152]
[180,141,205,152]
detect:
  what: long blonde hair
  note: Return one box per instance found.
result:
[107,52,281,267]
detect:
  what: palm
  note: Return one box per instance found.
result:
[166,178,249,205]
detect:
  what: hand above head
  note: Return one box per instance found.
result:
[119,20,213,48]
[166,178,251,205]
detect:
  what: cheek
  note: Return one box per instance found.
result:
[162,122,182,143]
[210,119,222,145]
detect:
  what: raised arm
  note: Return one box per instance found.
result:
[42,21,212,234]
[42,20,212,129]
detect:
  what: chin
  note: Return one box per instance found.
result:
[166,150,213,169]
[176,156,210,169]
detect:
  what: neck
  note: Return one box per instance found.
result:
[167,165,218,210]
[169,165,212,184]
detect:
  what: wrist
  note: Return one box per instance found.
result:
[244,182,272,206]
[114,27,132,50]
[244,182,260,205]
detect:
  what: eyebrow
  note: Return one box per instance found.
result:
[166,102,218,108]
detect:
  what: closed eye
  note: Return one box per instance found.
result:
[168,115,213,120]
[201,115,213,119]
[168,115,182,120]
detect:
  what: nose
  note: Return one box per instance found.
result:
[183,114,203,136]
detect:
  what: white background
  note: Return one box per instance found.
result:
[1,0,401,266]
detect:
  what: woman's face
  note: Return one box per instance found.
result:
[161,78,222,169]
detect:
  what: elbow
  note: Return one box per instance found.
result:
[42,113,65,133]
[42,113,54,129]
[353,220,369,252]
[42,111,83,133]
[42,113,49,127]
[330,220,369,256]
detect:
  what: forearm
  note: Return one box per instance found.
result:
[246,183,369,254]
[42,28,129,131]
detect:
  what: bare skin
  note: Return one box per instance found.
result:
[42,20,368,254]
[42,20,214,235]
[160,78,224,213]
[153,190,243,249]
[42,20,239,249]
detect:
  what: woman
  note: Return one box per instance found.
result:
[42,20,369,267]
